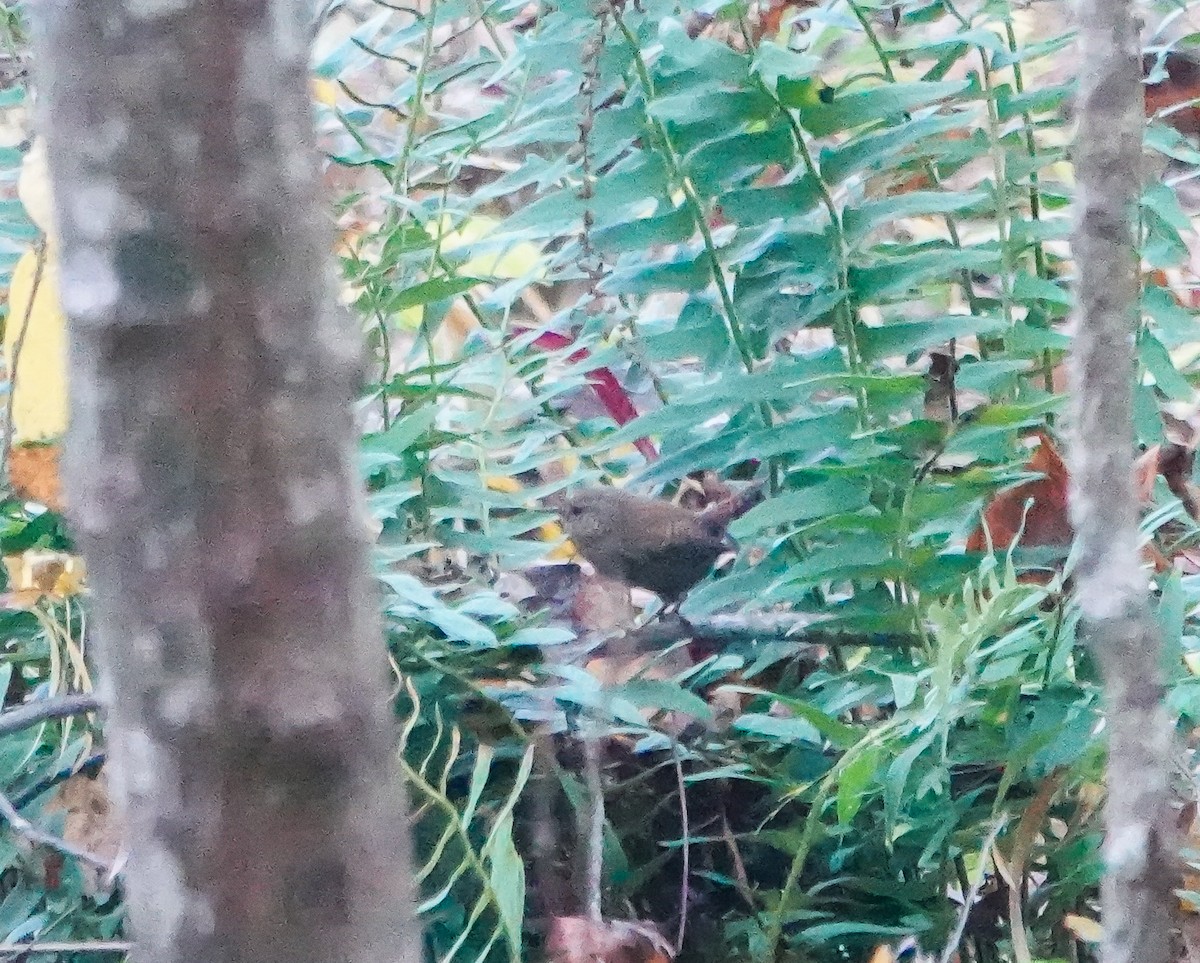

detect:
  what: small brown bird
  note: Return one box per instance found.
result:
[559,486,757,605]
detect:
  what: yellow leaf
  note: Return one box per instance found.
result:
[1,550,84,608]
[485,476,522,494]
[311,77,339,108]
[544,523,576,560]
[442,215,545,280]
[17,138,54,237]
[6,244,68,443]
[483,475,577,559]
[1062,914,1103,944]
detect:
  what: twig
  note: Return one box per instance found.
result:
[583,729,605,924]
[0,694,103,738]
[671,744,690,954]
[1007,772,1064,963]
[14,750,106,809]
[1,238,48,486]
[720,806,755,909]
[938,814,1008,963]
[0,941,132,956]
[0,784,114,874]
[621,612,918,652]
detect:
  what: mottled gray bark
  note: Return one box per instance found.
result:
[1069,4,1177,963]
[30,3,420,963]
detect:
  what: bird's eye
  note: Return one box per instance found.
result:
[566,505,582,518]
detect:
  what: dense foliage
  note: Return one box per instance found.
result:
[4,1,1200,962]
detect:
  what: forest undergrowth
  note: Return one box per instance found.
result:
[5,2,1200,962]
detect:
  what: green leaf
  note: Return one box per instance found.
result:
[1011,271,1072,310]
[390,275,486,310]
[721,180,823,224]
[1157,569,1185,682]
[0,886,40,940]
[844,190,990,245]
[419,607,499,647]
[850,246,999,301]
[604,251,713,295]
[797,921,923,944]
[1139,331,1194,401]
[822,113,973,184]
[362,407,437,456]
[885,730,936,827]
[751,41,821,91]
[1144,284,1198,347]
[837,746,880,825]
[732,478,872,534]
[783,78,970,137]
[1142,182,1192,234]
[729,710,822,744]
[591,205,696,254]
[859,314,1007,362]
[613,679,713,719]
[723,686,862,749]
[483,811,526,959]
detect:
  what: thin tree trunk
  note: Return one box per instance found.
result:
[31,4,420,962]
[1069,4,1177,963]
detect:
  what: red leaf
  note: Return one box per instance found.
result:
[525,329,658,462]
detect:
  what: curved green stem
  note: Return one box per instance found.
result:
[610,15,760,380]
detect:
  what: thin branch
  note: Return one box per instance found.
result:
[671,744,690,954]
[1,238,48,486]
[350,36,419,69]
[619,612,917,652]
[0,942,133,956]
[583,730,605,924]
[938,814,1008,963]
[719,806,755,910]
[0,784,114,874]
[0,694,103,738]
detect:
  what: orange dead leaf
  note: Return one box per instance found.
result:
[967,432,1072,553]
[970,433,1200,572]
[9,443,63,511]
[45,770,123,898]
[1135,445,1163,504]
[754,0,818,39]
[1145,52,1200,137]
[1156,442,1200,520]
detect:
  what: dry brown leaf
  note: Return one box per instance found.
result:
[45,770,123,897]
[1145,51,1200,137]
[967,432,1072,554]
[1135,445,1163,505]
[546,916,672,963]
[970,431,1200,573]
[9,443,63,511]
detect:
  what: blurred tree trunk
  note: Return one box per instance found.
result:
[31,3,420,962]
[1069,3,1177,963]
